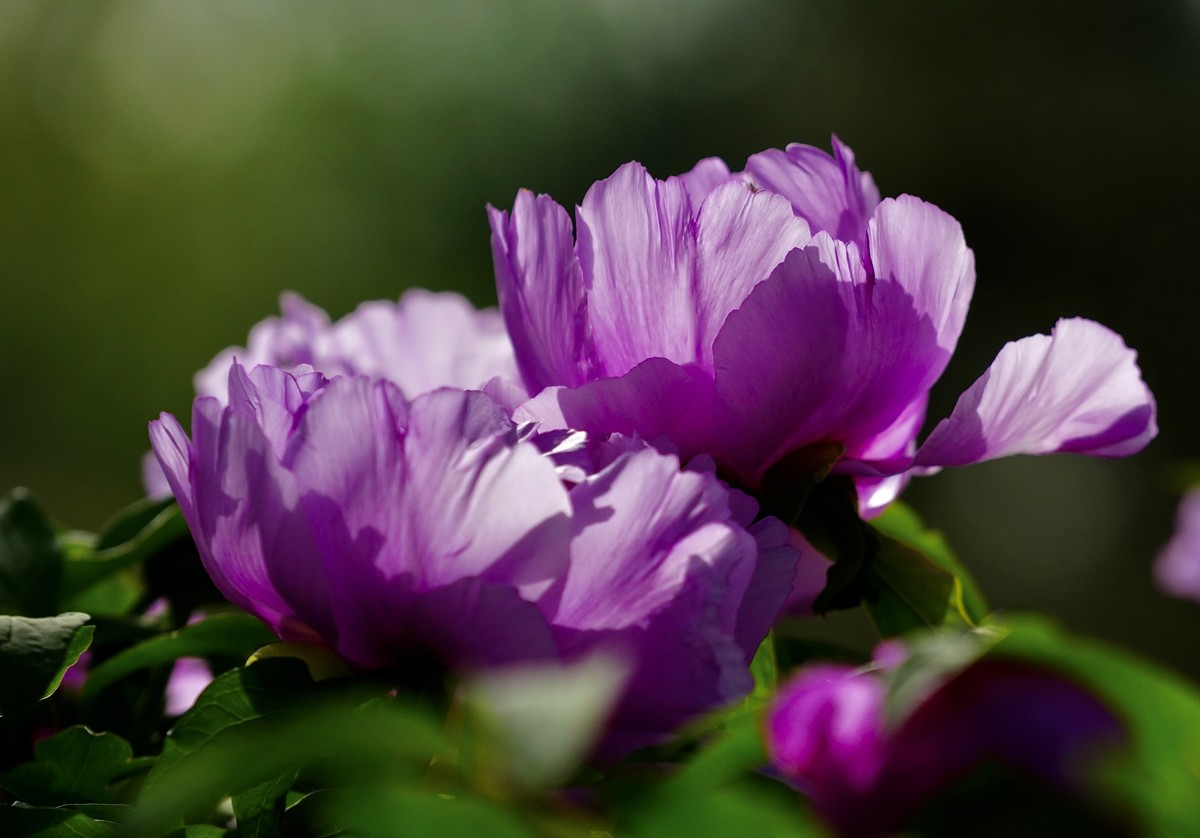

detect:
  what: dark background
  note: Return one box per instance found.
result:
[2,1,1198,676]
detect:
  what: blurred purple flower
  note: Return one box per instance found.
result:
[149,364,797,757]
[490,138,1156,512]
[1155,490,1200,602]
[765,649,1123,835]
[145,289,524,497]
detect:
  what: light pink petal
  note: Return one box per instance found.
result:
[915,318,1157,467]
[675,156,733,203]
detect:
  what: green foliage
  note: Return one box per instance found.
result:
[62,497,187,598]
[0,489,63,617]
[0,804,123,837]
[0,612,93,717]
[0,727,147,806]
[81,612,275,703]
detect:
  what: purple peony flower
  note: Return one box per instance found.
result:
[145,289,525,498]
[149,363,797,757]
[490,138,1156,513]
[1155,490,1200,602]
[765,647,1123,835]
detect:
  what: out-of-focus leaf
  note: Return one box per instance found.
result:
[870,502,988,624]
[804,482,879,614]
[882,626,1003,725]
[62,500,187,597]
[232,771,298,838]
[0,612,93,716]
[466,652,628,791]
[993,616,1200,838]
[318,787,535,838]
[81,612,275,702]
[0,804,122,836]
[861,539,961,637]
[0,488,63,616]
[624,710,823,837]
[61,568,142,618]
[0,726,143,805]
[133,660,449,834]
[748,632,778,703]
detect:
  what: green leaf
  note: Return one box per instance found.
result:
[748,632,778,703]
[61,500,188,597]
[0,612,93,716]
[870,502,988,623]
[802,481,880,614]
[231,771,299,838]
[317,788,536,838]
[0,488,63,616]
[0,727,142,805]
[132,659,449,833]
[860,539,958,636]
[992,616,1200,838]
[81,612,275,702]
[0,804,122,837]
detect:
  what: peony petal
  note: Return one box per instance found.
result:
[319,289,522,396]
[1155,491,1200,603]
[915,318,1157,467]
[554,447,762,757]
[693,181,812,369]
[742,136,880,251]
[576,162,700,375]
[675,155,732,203]
[514,357,717,466]
[489,191,594,390]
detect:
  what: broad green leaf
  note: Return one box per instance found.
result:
[870,502,988,623]
[860,539,958,636]
[61,499,187,597]
[802,482,879,615]
[232,771,299,838]
[133,660,449,833]
[81,612,275,702]
[61,568,142,618]
[992,616,1200,838]
[0,726,143,805]
[0,488,63,616]
[0,612,93,716]
[0,804,122,837]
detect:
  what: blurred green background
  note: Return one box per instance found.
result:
[2,1,1199,675]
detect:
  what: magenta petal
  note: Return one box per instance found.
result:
[149,413,194,515]
[576,162,701,375]
[514,357,717,463]
[1155,491,1200,602]
[742,136,880,250]
[916,318,1157,467]
[676,156,733,202]
[867,195,975,362]
[489,192,594,390]
[693,181,812,368]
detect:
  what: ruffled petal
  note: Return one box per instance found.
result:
[554,447,762,757]
[742,136,880,251]
[318,289,522,396]
[514,357,717,464]
[576,162,700,375]
[675,155,732,203]
[915,318,1157,467]
[489,191,594,390]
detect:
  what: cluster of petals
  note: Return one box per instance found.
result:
[149,363,797,757]
[490,138,1156,511]
[765,646,1123,835]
